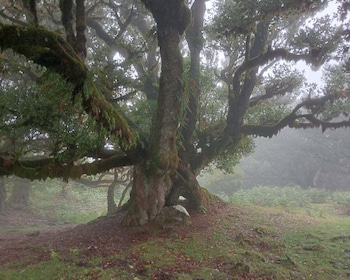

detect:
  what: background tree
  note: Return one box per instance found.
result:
[1,0,350,226]
[8,177,31,208]
[0,177,6,215]
[222,64,350,191]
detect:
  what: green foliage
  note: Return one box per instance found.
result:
[229,185,350,216]
[213,135,254,174]
[198,67,227,126]
[329,191,350,207]
[228,185,350,209]
[0,71,106,162]
[317,65,350,121]
[212,0,327,37]
[124,95,156,138]
[230,185,311,207]
[291,15,342,68]
[245,103,291,126]
[303,187,330,203]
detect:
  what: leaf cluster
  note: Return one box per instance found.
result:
[245,103,291,126]
[212,0,326,37]
[0,71,106,163]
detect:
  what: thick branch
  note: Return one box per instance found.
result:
[293,115,350,131]
[241,113,300,137]
[241,90,350,137]
[86,18,116,47]
[181,0,206,164]
[292,90,350,114]
[75,0,87,59]
[0,155,133,181]
[0,24,135,146]
[226,23,268,135]
[242,114,350,137]
[59,0,75,46]
[0,23,87,86]
[234,49,311,85]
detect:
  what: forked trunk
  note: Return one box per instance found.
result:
[121,162,172,226]
[171,161,211,210]
[121,0,196,227]
[121,161,210,227]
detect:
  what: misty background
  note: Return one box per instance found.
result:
[200,127,350,195]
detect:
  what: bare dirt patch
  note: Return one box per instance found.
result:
[0,199,230,268]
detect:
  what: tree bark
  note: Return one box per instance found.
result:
[0,177,6,215]
[107,182,118,215]
[181,0,206,166]
[107,169,119,216]
[171,161,208,210]
[121,0,191,226]
[60,181,69,199]
[122,161,171,226]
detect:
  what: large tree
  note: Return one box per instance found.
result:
[1,0,350,226]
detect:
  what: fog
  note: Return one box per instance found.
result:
[201,127,350,195]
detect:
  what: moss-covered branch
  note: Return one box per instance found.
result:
[0,155,133,181]
[240,113,300,137]
[0,23,87,86]
[82,78,136,147]
[0,23,136,147]
[241,90,350,137]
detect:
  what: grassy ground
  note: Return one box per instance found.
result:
[1,186,350,279]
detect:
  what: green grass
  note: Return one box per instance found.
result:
[0,259,116,280]
[283,217,350,279]
[2,185,350,279]
[1,206,350,279]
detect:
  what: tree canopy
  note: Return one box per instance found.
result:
[1,0,350,226]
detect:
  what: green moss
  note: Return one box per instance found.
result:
[82,77,136,148]
[0,23,87,85]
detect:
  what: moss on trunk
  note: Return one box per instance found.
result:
[121,162,171,226]
[172,161,211,210]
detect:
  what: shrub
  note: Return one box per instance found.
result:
[230,185,315,208]
[328,191,350,207]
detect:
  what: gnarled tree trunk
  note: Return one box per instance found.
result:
[122,161,172,226]
[121,0,192,226]
[122,160,209,226]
